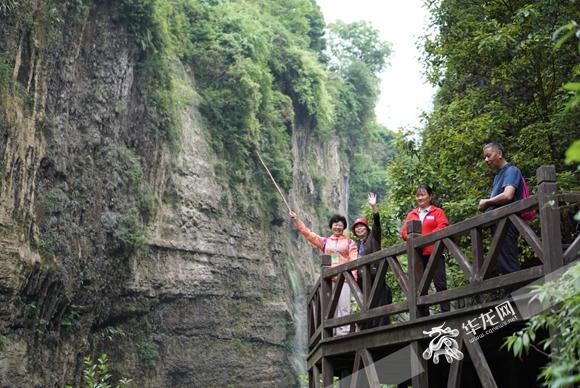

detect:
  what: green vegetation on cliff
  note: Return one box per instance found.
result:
[0,1,396,386]
[109,0,394,222]
[97,0,319,221]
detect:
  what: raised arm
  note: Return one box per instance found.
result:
[290,211,325,251]
[369,193,381,246]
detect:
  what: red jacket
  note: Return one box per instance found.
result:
[401,205,449,256]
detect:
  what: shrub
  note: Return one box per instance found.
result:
[503,262,580,387]
[66,353,133,388]
[137,341,157,365]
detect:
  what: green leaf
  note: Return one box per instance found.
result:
[565,140,580,164]
[553,21,578,49]
[514,337,523,357]
[522,333,530,351]
[563,82,580,92]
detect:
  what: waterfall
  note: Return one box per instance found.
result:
[286,258,308,385]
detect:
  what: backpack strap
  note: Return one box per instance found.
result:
[520,175,537,221]
[521,176,530,199]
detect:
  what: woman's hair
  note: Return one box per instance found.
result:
[328,214,347,229]
[416,184,433,196]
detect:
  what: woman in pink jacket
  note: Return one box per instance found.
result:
[290,211,357,335]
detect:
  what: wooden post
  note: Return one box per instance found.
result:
[320,255,332,340]
[309,365,317,388]
[406,220,428,388]
[536,165,563,273]
[319,255,334,386]
[406,220,425,320]
[322,357,334,388]
[308,284,314,342]
[536,165,564,367]
[321,254,331,267]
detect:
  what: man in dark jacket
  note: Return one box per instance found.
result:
[353,193,392,327]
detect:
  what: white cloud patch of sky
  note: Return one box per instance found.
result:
[316,0,436,131]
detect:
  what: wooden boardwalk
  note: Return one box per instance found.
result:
[307,166,579,387]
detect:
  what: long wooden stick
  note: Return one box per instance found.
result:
[256,150,292,212]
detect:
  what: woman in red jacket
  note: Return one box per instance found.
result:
[401,184,450,312]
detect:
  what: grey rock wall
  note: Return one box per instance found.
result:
[0,2,349,387]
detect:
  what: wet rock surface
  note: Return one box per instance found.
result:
[0,3,349,387]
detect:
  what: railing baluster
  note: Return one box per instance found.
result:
[387,255,409,295]
[508,214,544,260]
[480,218,508,278]
[344,271,363,310]
[366,259,387,310]
[326,273,344,320]
[444,238,473,279]
[305,166,577,388]
[362,263,372,310]
[471,227,484,282]
[418,240,446,296]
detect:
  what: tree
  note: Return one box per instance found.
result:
[325,20,391,75]
[324,20,395,220]
[383,0,580,229]
[348,123,396,220]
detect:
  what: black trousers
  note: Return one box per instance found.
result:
[357,267,392,328]
[492,222,520,274]
[422,254,450,312]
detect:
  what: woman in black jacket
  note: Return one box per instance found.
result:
[352,193,392,327]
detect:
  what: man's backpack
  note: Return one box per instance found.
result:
[520,176,537,221]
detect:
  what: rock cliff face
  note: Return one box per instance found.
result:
[0,3,349,387]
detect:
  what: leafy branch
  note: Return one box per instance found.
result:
[502,262,580,387]
[66,354,133,388]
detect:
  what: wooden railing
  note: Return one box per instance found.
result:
[306,165,579,386]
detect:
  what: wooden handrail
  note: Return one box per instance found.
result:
[320,244,406,278]
[306,166,577,356]
[310,192,577,287]
[412,195,538,248]
[325,301,409,329]
[417,266,544,307]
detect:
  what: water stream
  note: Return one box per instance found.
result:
[286,258,308,386]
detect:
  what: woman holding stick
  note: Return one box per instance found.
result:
[289,211,357,336]
[257,149,356,334]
